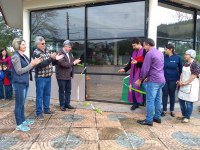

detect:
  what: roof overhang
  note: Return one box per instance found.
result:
[0,0,23,29]
[0,0,200,30]
[171,0,200,10]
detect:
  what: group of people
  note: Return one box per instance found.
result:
[11,36,81,131]
[0,48,12,100]
[5,36,200,131]
[118,38,200,126]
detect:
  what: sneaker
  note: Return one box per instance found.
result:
[161,111,166,117]
[16,124,30,132]
[44,110,55,114]
[182,118,190,123]
[23,119,34,125]
[36,115,44,120]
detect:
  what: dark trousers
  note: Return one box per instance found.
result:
[0,81,4,99]
[13,83,28,125]
[57,79,71,108]
[162,81,177,112]
[5,85,12,100]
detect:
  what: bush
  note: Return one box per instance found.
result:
[196,54,200,63]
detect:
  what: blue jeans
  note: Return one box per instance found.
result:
[162,81,177,112]
[13,83,29,125]
[35,77,51,116]
[179,99,193,119]
[5,85,12,100]
[0,80,4,99]
[146,82,165,122]
[57,79,71,107]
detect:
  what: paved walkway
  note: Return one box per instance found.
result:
[0,99,200,150]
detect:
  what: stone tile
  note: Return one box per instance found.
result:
[0,116,16,129]
[11,128,41,142]
[46,118,72,128]
[98,127,125,140]
[99,140,133,150]
[71,117,96,128]
[36,127,69,142]
[69,128,98,141]
[30,141,99,150]
[1,142,33,150]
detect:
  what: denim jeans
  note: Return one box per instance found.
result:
[0,80,4,99]
[35,77,51,116]
[146,82,165,122]
[162,81,177,112]
[5,85,12,100]
[13,83,29,125]
[57,79,71,107]
[179,99,193,119]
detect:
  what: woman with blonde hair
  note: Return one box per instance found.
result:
[11,38,41,131]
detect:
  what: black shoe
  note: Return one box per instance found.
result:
[36,114,44,120]
[60,107,66,111]
[161,111,166,117]
[153,118,161,123]
[137,120,153,126]
[66,105,74,109]
[130,104,139,110]
[44,110,55,114]
[170,112,175,117]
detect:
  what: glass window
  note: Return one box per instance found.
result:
[31,7,85,41]
[157,38,193,59]
[88,1,145,39]
[157,3,194,41]
[196,42,200,62]
[86,75,126,101]
[86,39,133,73]
[197,11,200,42]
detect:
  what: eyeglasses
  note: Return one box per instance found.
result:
[41,43,46,45]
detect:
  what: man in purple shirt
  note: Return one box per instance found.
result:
[135,38,165,126]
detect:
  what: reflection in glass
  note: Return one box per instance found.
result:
[157,38,193,59]
[30,41,84,73]
[157,3,194,41]
[31,7,85,41]
[86,39,133,73]
[86,75,126,101]
[88,1,145,39]
[197,12,200,42]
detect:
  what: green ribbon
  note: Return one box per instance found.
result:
[77,64,84,67]
[124,83,146,95]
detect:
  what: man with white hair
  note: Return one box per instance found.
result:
[32,36,63,120]
[177,49,200,123]
[56,40,81,111]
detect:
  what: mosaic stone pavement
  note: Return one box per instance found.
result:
[0,99,200,150]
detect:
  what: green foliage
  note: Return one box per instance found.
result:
[0,16,22,48]
[196,54,200,63]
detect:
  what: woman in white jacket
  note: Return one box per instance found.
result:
[177,49,200,123]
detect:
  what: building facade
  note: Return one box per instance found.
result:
[0,0,200,103]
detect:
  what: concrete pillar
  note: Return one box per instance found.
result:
[23,9,30,58]
[148,0,158,46]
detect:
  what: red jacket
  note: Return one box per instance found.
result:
[3,77,10,86]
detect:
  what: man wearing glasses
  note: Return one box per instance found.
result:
[33,36,63,120]
[56,40,81,111]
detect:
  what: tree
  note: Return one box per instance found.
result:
[0,14,22,49]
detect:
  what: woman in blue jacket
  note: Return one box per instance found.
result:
[12,38,41,131]
[161,44,183,117]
